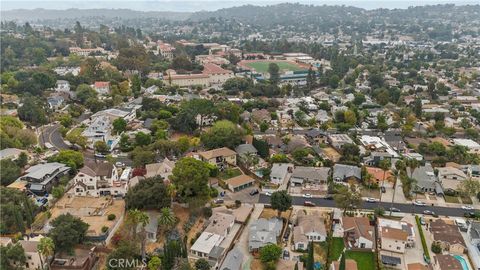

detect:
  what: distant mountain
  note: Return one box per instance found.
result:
[1,8,191,22]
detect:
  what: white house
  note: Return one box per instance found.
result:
[71,161,121,197]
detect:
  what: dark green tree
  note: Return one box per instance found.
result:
[270,190,292,217]
[49,213,89,253]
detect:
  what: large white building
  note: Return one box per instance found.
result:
[70,161,124,197]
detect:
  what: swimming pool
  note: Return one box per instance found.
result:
[454,255,470,270]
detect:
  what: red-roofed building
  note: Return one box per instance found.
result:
[93,81,110,95]
[202,63,234,85]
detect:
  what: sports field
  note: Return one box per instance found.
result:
[244,60,303,73]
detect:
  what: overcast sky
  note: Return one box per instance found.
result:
[1,0,477,12]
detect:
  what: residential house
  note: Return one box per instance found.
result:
[468,221,480,245]
[249,218,283,252]
[430,219,466,254]
[55,80,71,92]
[290,166,330,187]
[342,216,374,249]
[315,110,330,124]
[18,162,71,195]
[196,113,217,127]
[219,247,244,270]
[92,81,110,95]
[50,246,99,270]
[378,218,415,254]
[47,95,65,110]
[432,254,462,270]
[327,134,354,150]
[270,163,293,185]
[226,174,255,192]
[437,167,467,193]
[235,144,258,159]
[198,147,237,168]
[144,211,159,242]
[145,158,176,180]
[293,211,327,250]
[81,115,114,149]
[453,139,480,154]
[305,130,327,144]
[407,163,443,194]
[333,164,362,183]
[71,161,121,197]
[251,109,272,124]
[0,148,25,160]
[366,167,393,185]
[18,239,42,270]
[189,212,236,269]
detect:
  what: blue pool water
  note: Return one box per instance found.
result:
[454,255,469,270]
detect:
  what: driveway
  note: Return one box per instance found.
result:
[236,204,264,270]
[402,215,428,266]
[222,186,260,204]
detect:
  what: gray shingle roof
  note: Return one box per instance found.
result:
[333,164,361,181]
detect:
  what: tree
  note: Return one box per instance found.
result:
[131,74,141,98]
[458,179,480,198]
[270,190,292,217]
[306,67,316,91]
[135,132,151,146]
[112,118,127,135]
[413,98,423,118]
[270,154,289,163]
[200,120,244,150]
[106,240,138,270]
[259,244,282,263]
[0,159,21,186]
[52,186,65,199]
[0,243,26,270]
[195,258,210,270]
[50,213,89,253]
[379,159,392,189]
[431,243,442,254]
[170,157,210,203]
[37,237,55,270]
[130,146,155,167]
[344,110,357,126]
[15,152,28,168]
[268,63,280,85]
[126,210,149,259]
[125,177,171,210]
[260,121,269,132]
[339,252,346,270]
[18,96,47,125]
[334,184,362,213]
[94,141,109,154]
[148,256,161,270]
[49,150,83,170]
[1,187,37,234]
[377,113,389,132]
[75,84,97,104]
[159,207,177,231]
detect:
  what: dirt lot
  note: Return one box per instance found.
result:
[259,208,292,220]
[322,147,341,162]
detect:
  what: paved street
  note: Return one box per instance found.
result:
[38,124,69,150]
[259,194,475,217]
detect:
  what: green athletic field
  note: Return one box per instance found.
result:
[245,61,303,73]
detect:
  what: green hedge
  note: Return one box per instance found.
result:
[415,215,430,260]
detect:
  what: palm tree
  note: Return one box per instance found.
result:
[389,169,399,216]
[37,237,55,270]
[159,207,177,231]
[137,211,150,260]
[379,159,391,202]
[406,158,419,178]
[166,183,177,205]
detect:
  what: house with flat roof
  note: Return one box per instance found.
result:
[248,218,283,252]
[18,162,71,195]
[327,134,354,150]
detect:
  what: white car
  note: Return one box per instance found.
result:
[365,197,377,203]
[462,205,474,210]
[413,200,426,206]
[265,192,272,196]
[302,194,313,198]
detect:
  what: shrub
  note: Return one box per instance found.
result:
[210,187,219,198]
[416,215,430,260]
[101,226,109,233]
[202,207,212,218]
[235,200,241,207]
[107,214,116,221]
[431,243,442,254]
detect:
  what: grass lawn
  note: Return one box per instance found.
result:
[444,195,460,203]
[329,237,345,262]
[345,251,376,270]
[246,61,303,73]
[219,168,242,180]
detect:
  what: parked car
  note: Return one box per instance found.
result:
[324,195,334,200]
[462,205,474,210]
[265,192,272,196]
[283,250,290,260]
[214,198,224,204]
[302,193,313,198]
[381,186,386,193]
[304,201,316,207]
[94,153,107,158]
[365,197,377,203]
[249,189,259,196]
[389,207,400,212]
[419,217,426,225]
[115,162,125,167]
